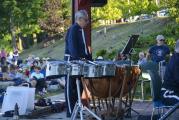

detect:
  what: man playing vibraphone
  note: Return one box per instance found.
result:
[64,10,92,117]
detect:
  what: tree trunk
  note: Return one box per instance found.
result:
[156,0,160,17]
[18,37,23,52]
[33,33,37,45]
[10,13,16,49]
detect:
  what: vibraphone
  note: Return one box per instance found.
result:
[46,60,141,120]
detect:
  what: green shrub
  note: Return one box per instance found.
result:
[95,49,117,60]
[106,49,117,60]
[95,49,107,58]
[0,34,13,52]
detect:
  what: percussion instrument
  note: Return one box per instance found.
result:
[122,65,140,96]
[159,60,166,81]
[95,61,116,77]
[69,60,84,76]
[83,64,140,98]
[83,62,101,78]
[46,60,68,79]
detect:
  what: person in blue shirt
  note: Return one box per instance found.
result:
[30,66,46,92]
[64,11,92,61]
[147,35,170,63]
[161,40,179,106]
[64,10,92,117]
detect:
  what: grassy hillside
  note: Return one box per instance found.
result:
[20,17,173,59]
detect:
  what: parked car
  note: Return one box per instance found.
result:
[158,9,169,17]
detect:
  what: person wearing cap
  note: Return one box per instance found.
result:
[64,10,92,117]
[147,35,170,63]
[161,39,179,106]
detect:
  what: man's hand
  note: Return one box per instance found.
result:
[88,46,92,54]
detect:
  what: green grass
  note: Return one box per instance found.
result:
[20,17,173,59]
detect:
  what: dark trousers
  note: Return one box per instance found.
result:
[65,76,83,117]
[148,70,162,101]
[1,57,6,66]
[36,79,47,91]
[141,62,161,102]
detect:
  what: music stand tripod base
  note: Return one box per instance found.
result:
[71,78,102,120]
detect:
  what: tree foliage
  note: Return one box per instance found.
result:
[160,0,179,23]
[39,0,71,36]
[92,0,159,21]
[0,0,45,49]
[0,0,71,50]
[92,0,122,21]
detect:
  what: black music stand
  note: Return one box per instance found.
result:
[120,34,140,117]
[121,35,139,63]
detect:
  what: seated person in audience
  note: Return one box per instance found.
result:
[7,65,24,85]
[30,66,46,91]
[0,69,3,80]
[137,52,147,65]
[2,66,9,81]
[161,40,179,106]
[26,55,34,67]
[41,58,47,69]
[40,65,46,78]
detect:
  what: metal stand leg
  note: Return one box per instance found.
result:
[159,103,179,120]
[67,73,72,114]
[71,78,102,120]
[141,80,144,101]
[66,54,72,114]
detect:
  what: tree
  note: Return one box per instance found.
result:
[39,0,71,37]
[118,0,158,18]
[160,0,179,23]
[92,0,122,21]
[91,0,159,24]
[0,0,44,49]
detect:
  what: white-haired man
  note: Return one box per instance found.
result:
[138,52,147,65]
[161,40,179,106]
[64,10,92,117]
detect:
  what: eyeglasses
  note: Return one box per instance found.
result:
[82,18,89,23]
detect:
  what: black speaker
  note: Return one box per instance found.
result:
[91,0,107,7]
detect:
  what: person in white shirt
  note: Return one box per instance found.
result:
[6,52,13,65]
